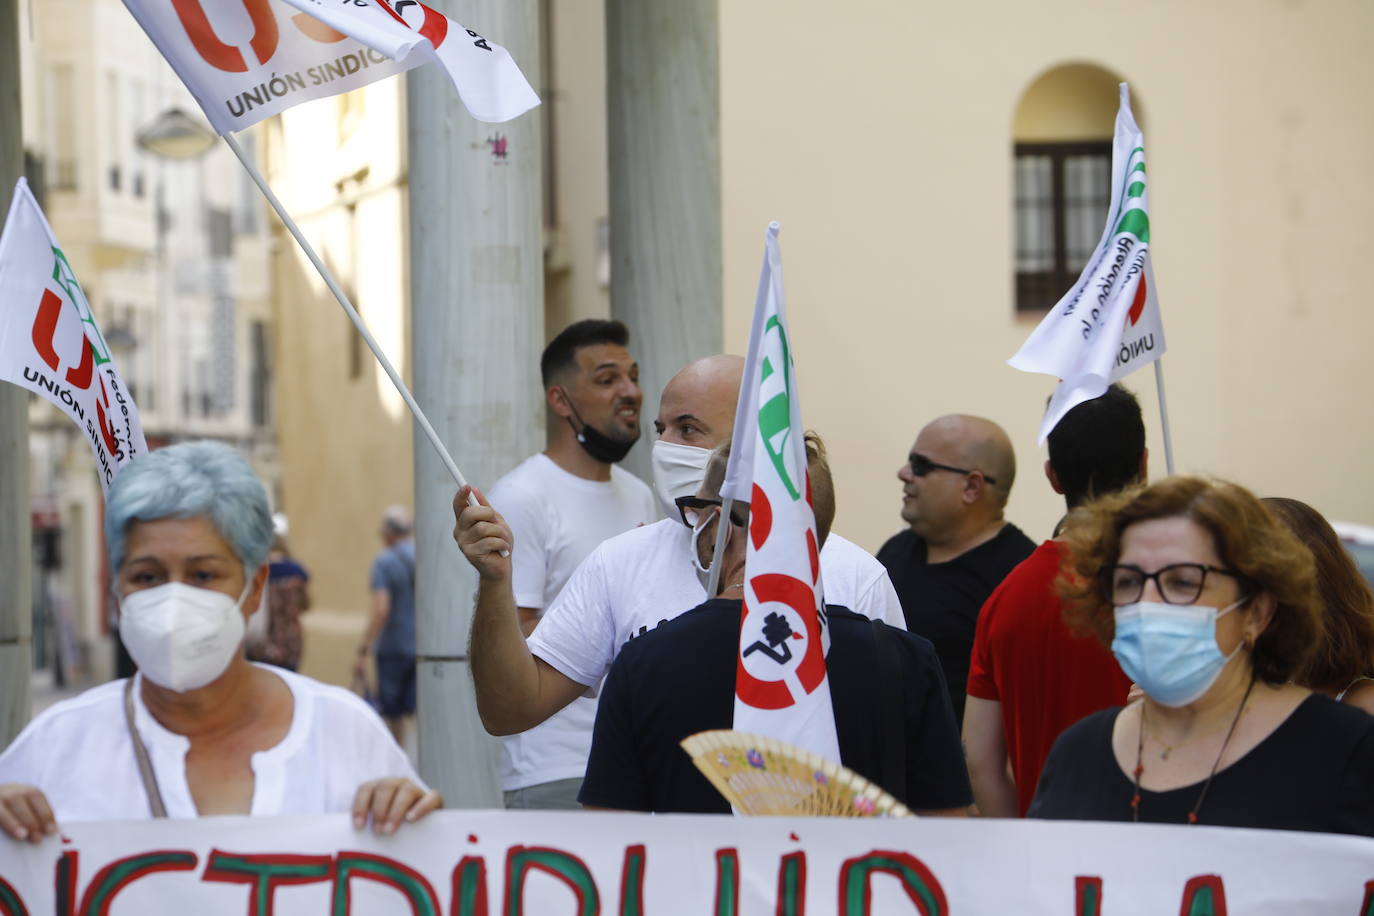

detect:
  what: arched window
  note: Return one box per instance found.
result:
[1013,64,1136,312]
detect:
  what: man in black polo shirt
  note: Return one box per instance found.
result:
[877,415,1035,727]
[580,436,971,815]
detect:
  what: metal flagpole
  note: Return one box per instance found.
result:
[1153,359,1176,475]
[705,497,735,597]
[221,133,482,510]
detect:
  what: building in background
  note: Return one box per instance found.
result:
[713,0,1374,552]
[261,74,416,684]
[37,0,1361,689]
[17,0,277,688]
[262,0,615,685]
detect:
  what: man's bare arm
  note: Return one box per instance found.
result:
[454,486,586,735]
[961,695,1019,818]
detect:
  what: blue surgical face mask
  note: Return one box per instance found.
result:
[1111,599,1246,707]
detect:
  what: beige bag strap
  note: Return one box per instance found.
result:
[123,678,168,818]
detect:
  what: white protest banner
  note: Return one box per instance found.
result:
[122,0,538,134]
[720,223,840,764]
[1008,83,1168,444]
[0,179,147,492]
[1,811,1371,914]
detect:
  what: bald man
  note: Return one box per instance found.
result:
[456,355,906,736]
[876,415,1034,726]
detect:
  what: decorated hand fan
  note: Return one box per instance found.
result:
[680,730,912,817]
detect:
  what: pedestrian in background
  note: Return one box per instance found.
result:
[356,506,417,744]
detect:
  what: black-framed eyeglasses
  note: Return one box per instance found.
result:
[908,453,997,486]
[675,495,745,529]
[1105,563,1244,606]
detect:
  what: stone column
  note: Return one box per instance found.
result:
[0,0,32,746]
[407,2,544,805]
[605,0,722,482]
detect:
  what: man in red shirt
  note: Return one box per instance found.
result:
[963,385,1147,817]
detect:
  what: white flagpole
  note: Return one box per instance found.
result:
[222,133,482,509]
[1153,359,1176,475]
[705,497,734,597]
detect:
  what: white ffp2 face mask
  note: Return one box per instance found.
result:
[652,439,713,521]
[119,581,249,692]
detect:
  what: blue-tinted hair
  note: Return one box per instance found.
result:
[104,441,273,576]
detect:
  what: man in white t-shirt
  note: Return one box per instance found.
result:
[454,355,904,737]
[487,319,656,809]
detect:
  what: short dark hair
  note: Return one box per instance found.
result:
[1047,384,1145,508]
[540,319,630,389]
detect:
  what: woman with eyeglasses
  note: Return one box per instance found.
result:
[1027,477,1374,835]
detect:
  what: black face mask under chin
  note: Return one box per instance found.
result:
[561,393,639,464]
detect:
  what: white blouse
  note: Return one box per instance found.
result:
[0,665,420,821]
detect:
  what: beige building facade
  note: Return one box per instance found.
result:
[265,3,617,682]
[262,77,416,680]
[267,0,1373,680]
[712,0,1374,551]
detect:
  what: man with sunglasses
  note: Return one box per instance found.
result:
[963,385,1145,817]
[877,415,1034,728]
[453,355,904,740]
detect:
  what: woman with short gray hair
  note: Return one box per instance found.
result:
[0,441,440,843]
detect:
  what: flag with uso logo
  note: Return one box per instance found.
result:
[0,179,147,493]
[123,0,539,134]
[1009,83,1167,442]
[719,223,841,764]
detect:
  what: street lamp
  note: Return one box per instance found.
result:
[136,107,217,160]
[135,106,218,424]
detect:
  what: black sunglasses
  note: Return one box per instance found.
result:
[908,453,997,486]
[674,495,746,529]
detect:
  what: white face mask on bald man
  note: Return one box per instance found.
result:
[651,439,713,521]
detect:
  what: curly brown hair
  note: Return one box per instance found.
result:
[1263,497,1374,695]
[1058,476,1320,686]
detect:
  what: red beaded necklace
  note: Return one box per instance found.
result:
[1131,673,1257,825]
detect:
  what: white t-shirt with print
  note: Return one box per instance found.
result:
[527,518,905,689]
[0,665,419,822]
[488,453,657,790]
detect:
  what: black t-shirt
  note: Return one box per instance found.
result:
[876,524,1035,725]
[1028,695,1374,836]
[579,599,973,814]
